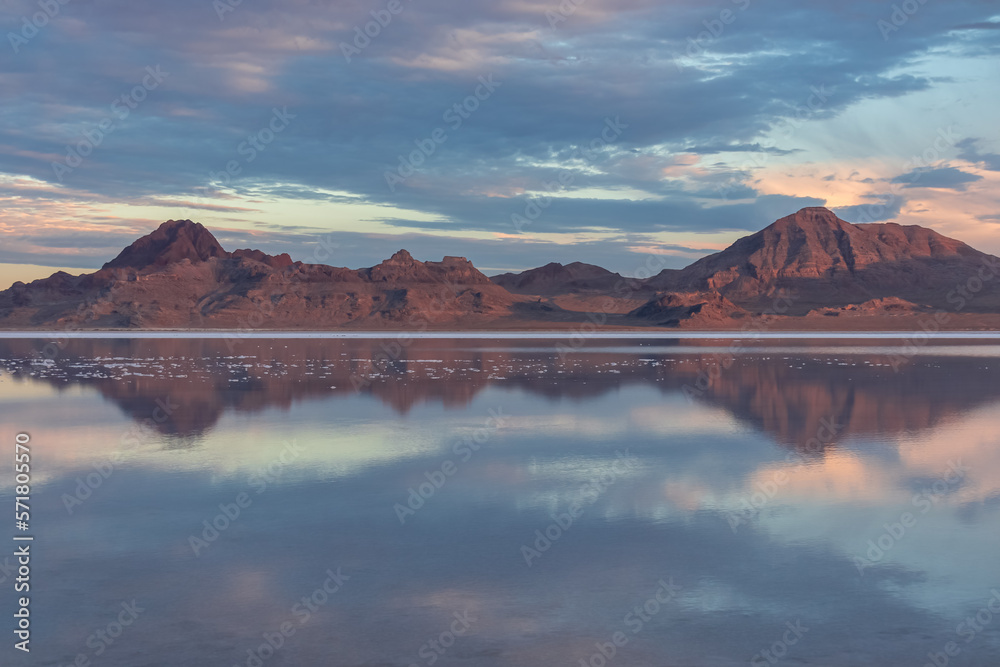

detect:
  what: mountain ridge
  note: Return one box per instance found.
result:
[3,208,1000,330]
[490,261,623,295]
[0,221,512,329]
[644,207,998,312]
[103,219,228,270]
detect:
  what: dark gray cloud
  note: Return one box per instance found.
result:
[686,143,801,156]
[891,166,983,191]
[953,21,1000,30]
[834,196,906,224]
[1,0,998,267]
[957,138,1000,172]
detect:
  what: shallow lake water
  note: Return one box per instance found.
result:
[1,336,998,666]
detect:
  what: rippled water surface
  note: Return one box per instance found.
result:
[1,336,998,666]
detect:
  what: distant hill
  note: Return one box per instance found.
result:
[103,219,230,270]
[645,207,1000,313]
[2,208,999,330]
[490,262,623,295]
[0,220,512,329]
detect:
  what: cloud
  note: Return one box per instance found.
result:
[833,195,905,223]
[0,0,998,266]
[956,138,1000,172]
[952,21,1000,30]
[685,144,801,157]
[891,167,984,191]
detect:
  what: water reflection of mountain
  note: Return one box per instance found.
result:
[1,338,997,448]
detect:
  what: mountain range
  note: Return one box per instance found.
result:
[3,207,1000,330]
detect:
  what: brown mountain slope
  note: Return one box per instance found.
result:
[3,208,1000,330]
[648,207,1000,313]
[0,220,513,329]
[490,261,625,295]
[628,292,748,328]
[104,219,228,269]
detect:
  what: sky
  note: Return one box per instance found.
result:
[1,0,998,288]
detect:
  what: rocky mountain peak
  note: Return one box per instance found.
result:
[387,249,415,264]
[758,207,857,242]
[782,206,844,226]
[103,220,228,270]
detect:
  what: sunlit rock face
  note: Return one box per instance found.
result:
[648,207,1000,313]
[4,208,1000,330]
[0,221,513,329]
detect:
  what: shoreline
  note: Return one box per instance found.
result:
[2,330,1000,339]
